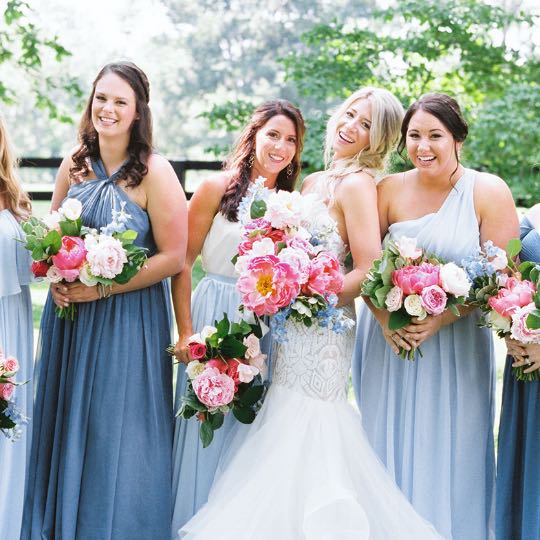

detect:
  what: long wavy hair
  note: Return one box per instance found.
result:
[397,93,468,183]
[0,115,31,220]
[219,99,305,221]
[318,87,404,203]
[70,61,152,187]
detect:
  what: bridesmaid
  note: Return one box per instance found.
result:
[170,99,305,534]
[21,62,188,539]
[353,93,519,540]
[0,115,33,540]
[496,203,540,540]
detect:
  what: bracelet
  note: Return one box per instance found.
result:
[98,283,113,299]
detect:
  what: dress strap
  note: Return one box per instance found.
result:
[90,157,128,183]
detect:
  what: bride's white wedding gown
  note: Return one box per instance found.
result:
[179,309,443,539]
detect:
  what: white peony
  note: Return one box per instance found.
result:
[78,263,99,286]
[42,210,62,230]
[385,286,403,312]
[186,360,206,380]
[404,294,427,319]
[200,326,218,341]
[59,198,83,221]
[490,248,508,271]
[265,190,304,229]
[395,236,423,260]
[46,265,63,283]
[440,262,471,297]
[86,235,127,278]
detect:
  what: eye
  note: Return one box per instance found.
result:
[407,132,419,139]
[95,95,105,101]
[287,136,297,144]
[361,121,371,130]
[116,100,127,106]
[430,133,442,139]
[345,110,354,118]
[267,131,279,139]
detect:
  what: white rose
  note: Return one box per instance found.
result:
[200,326,217,341]
[385,286,403,312]
[59,198,83,220]
[42,210,62,230]
[188,332,204,345]
[79,263,99,286]
[486,310,511,333]
[440,262,471,297]
[395,236,422,260]
[46,265,63,284]
[186,360,206,380]
[237,363,260,384]
[404,294,427,319]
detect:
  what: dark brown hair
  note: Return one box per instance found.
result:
[398,93,468,180]
[219,99,305,221]
[70,61,152,187]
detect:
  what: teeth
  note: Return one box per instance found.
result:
[339,131,354,143]
[99,117,116,124]
[269,154,284,161]
[418,156,435,161]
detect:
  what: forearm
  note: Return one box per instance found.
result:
[171,264,194,338]
[337,267,368,307]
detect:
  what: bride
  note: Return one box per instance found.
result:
[179,88,443,539]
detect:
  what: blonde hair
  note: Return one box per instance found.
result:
[0,114,30,220]
[316,87,404,203]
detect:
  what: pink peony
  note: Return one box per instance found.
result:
[192,367,235,408]
[488,278,536,317]
[52,236,87,278]
[510,303,540,343]
[302,252,344,297]
[420,285,447,315]
[0,381,14,401]
[85,235,127,279]
[237,255,300,316]
[392,263,440,295]
[238,218,286,255]
[188,342,207,360]
[32,260,50,278]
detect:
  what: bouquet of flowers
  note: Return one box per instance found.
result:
[234,177,354,341]
[21,198,147,320]
[464,239,540,381]
[362,236,471,360]
[0,349,28,440]
[171,314,267,448]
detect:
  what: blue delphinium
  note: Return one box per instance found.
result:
[270,306,292,343]
[101,200,132,235]
[2,398,29,441]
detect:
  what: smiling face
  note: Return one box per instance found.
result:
[406,109,461,175]
[253,114,297,179]
[332,98,372,160]
[91,72,138,138]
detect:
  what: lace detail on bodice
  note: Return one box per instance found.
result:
[272,311,355,402]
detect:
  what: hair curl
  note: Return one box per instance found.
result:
[70,61,152,187]
[219,99,305,221]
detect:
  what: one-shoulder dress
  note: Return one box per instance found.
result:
[353,169,495,540]
[22,159,174,540]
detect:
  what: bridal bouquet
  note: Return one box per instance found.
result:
[172,314,267,448]
[0,349,28,440]
[21,198,147,320]
[362,236,471,360]
[234,178,354,341]
[464,239,540,381]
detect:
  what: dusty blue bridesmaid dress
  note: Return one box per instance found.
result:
[171,211,247,537]
[0,209,33,540]
[21,159,173,540]
[496,216,540,540]
[353,169,495,540]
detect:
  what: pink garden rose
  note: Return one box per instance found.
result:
[488,278,535,317]
[1,356,19,377]
[302,252,344,296]
[51,236,87,282]
[385,286,403,312]
[192,367,235,408]
[237,255,300,316]
[510,303,540,343]
[392,263,440,295]
[31,260,50,278]
[0,381,15,401]
[420,285,447,315]
[188,342,207,360]
[238,218,287,255]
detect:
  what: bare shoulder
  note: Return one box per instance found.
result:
[474,170,514,208]
[376,171,404,193]
[338,170,376,196]
[193,170,231,199]
[146,153,175,177]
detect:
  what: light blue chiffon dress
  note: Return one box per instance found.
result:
[353,169,495,540]
[171,211,247,537]
[0,209,33,540]
[21,159,174,540]
[496,216,540,540]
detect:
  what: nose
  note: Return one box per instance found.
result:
[274,137,284,149]
[417,137,430,151]
[102,100,114,112]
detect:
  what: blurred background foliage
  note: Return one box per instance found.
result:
[1,0,539,205]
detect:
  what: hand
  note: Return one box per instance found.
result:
[508,339,540,374]
[505,336,527,362]
[63,281,100,303]
[174,334,193,365]
[50,283,70,309]
[401,314,444,348]
[375,310,414,354]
